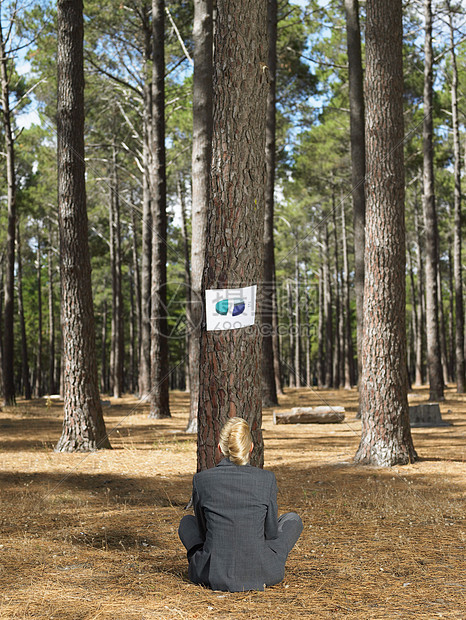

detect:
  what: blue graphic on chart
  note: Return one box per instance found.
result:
[206,286,257,331]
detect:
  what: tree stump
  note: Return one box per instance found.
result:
[409,404,450,427]
[273,407,345,424]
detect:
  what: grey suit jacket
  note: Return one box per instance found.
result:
[188,458,286,592]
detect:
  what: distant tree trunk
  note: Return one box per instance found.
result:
[447,1,465,393]
[149,0,170,419]
[186,0,213,432]
[55,0,111,452]
[294,250,302,388]
[407,247,418,385]
[35,237,43,397]
[413,201,425,385]
[131,206,142,392]
[323,223,333,388]
[287,280,295,388]
[272,269,283,395]
[341,201,354,387]
[447,245,455,381]
[355,0,417,466]
[138,3,153,400]
[0,19,16,406]
[332,202,341,387]
[178,176,191,393]
[197,0,268,470]
[304,270,311,387]
[345,0,365,387]
[262,0,279,407]
[437,268,449,386]
[48,228,56,395]
[317,250,325,388]
[422,0,444,401]
[109,145,124,398]
[101,300,108,394]
[16,224,32,400]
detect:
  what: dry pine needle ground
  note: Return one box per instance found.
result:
[0,387,464,619]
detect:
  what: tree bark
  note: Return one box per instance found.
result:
[131,205,142,393]
[344,0,365,388]
[48,227,56,395]
[16,223,32,400]
[55,0,111,452]
[413,200,425,386]
[197,0,268,470]
[422,0,444,401]
[186,0,213,432]
[262,0,279,407]
[35,237,43,398]
[341,201,354,388]
[272,269,283,395]
[323,223,333,388]
[447,0,465,393]
[0,19,17,406]
[149,0,171,419]
[287,280,295,388]
[294,249,301,388]
[355,0,417,466]
[138,3,153,400]
[110,145,124,398]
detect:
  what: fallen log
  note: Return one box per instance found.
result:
[273,406,345,425]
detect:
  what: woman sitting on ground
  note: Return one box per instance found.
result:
[178,417,303,592]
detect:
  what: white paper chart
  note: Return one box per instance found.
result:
[205,285,257,331]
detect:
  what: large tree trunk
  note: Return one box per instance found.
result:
[447,1,465,393]
[149,0,170,419]
[0,20,16,406]
[55,0,111,452]
[344,0,365,388]
[261,0,279,407]
[197,0,268,470]
[422,0,444,401]
[16,223,32,400]
[138,3,153,400]
[186,0,213,432]
[355,0,416,467]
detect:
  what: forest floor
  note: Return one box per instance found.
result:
[0,386,464,619]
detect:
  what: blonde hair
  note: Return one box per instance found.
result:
[218,417,252,466]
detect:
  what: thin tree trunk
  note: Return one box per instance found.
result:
[447,0,465,392]
[186,0,213,432]
[16,223,32,400]
[323,222,333,388]
[178,176,191,393]
[345,0,365,388]
[287,280,295,388]
[262,0,279,406]
[197,0,268,470]
[304,269,311,387]
[422,0,444,401]
[317,250,325,388]
[56,0,110,451]
[149,0,170,419]
[341,201,354,387]
[294,249,301,388]
[437,268,449,386]
[332,202,341,387]
[35,237,43,398]
[355,0,416,466]
[138,3,153,400]
[48,228,56,395]
[414,201,425,385]
[110,145,124,398]
[0,20,16,406]
[101,300,108,394]
[447,245,455,381]
[131,205,142,393]
[272,268,283,395]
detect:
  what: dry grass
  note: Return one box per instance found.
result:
[0,386,464,619]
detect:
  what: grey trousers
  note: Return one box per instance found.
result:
[179,511,303,560]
